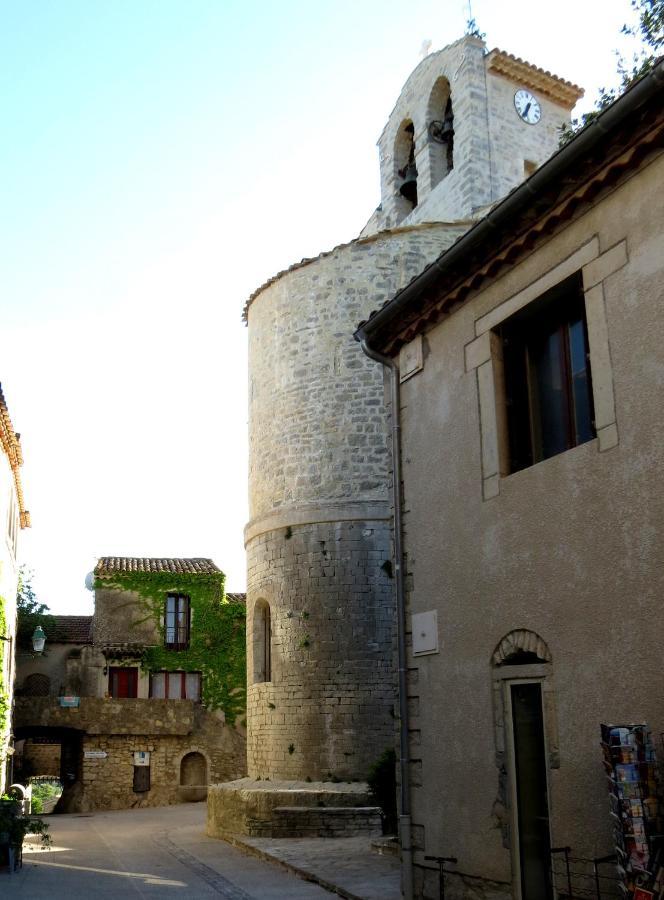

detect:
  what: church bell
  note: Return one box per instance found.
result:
[399,163,418,205]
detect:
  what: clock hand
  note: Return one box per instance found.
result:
[523,102,531,117]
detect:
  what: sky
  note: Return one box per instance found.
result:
[2,0,641,614]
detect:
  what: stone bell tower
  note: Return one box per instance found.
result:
[208,34,582,837]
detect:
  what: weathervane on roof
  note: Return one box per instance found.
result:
[465,0,485,39]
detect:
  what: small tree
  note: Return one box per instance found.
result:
[561,0,664,141]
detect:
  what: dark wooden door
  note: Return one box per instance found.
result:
[511,682,552,900]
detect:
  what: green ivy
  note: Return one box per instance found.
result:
[0,596,9,748]
[95,571,246,724]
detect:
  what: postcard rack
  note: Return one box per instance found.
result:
[601,723,664,900]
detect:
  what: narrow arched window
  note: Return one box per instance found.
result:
[252,600,272,683]
[394,119,418,213]
[427,77,454,188]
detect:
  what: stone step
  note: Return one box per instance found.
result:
[270,805,383,838]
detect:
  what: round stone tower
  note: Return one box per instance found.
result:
[244,224,466,781]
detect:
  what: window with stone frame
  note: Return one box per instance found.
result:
[497,272,595,473]
[165,593,190,650]
[149,670,201,701]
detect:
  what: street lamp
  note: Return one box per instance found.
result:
[31,626,46,654]
[0,626,46,653]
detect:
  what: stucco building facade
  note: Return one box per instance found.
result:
[355,62,664,900]
[0,384,30,795]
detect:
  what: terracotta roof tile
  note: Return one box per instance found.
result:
[47,616,93,644]
[225,593,246,604]
[0,383,30,529]
[94,557,221,576]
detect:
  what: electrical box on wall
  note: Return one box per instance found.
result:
[412,610,439,655]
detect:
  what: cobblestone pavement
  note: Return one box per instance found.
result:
[1,803,332,899]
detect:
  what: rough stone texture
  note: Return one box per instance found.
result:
[20,739,61,777]
[207,778,372,837]
[363,36,574,236]
[247,520,395,780]
[246,224,464,783]
[269,807,382,838]
[14,696,246,811]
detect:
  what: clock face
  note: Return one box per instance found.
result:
[514,89,541,125]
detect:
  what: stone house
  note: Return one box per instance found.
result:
[14,557,246,811]
[354,62,664,900]
[0,383,30,794]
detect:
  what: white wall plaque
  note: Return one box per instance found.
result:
[134,751,150,766]
[412,610,439,656]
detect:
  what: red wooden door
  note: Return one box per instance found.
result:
[109,667,138,698]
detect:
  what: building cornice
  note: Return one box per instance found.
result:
[0,383,30,529]
[486,49,584,108]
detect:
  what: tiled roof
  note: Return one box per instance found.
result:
[98,642,149,657]
[486,48,584,107]
[0,383,30,529]
[225,593,246,604]
[95,558,221,576]
[47,616,93,644]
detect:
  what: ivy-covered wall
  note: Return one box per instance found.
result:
[0,595,10,762]
[95,571,246,725]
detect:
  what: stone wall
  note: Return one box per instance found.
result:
[20,739,61,777]
[364,36,574,236]
[245,223,465,782]
[14,696,246,811]
[247,520,394,780]
[207,778,372,837]
[93,586,161,646]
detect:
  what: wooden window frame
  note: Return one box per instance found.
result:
[149,670,201,701]
[164,594,191,650]
[498,273,595,473]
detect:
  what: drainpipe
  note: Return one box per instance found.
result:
[359,339,413,900]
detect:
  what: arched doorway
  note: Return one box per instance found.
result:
[492,630,556,900]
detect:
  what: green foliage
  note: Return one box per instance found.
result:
[16,567,53,652]
[30,781,62,816]
[0,597,9,741]
[561,0,664,143]
[96,570,246,724]
[0,797,51,849]
[367,748,398,835]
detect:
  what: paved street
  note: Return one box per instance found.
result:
[3,803,333,899]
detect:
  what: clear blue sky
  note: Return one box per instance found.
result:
[1,0,636,612]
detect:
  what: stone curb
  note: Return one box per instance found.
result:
[218,831,369,900]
